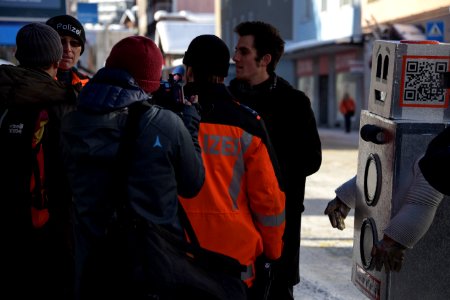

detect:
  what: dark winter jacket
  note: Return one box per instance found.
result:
[0,64,77,299]
[61,67,205,299]
[0,65,76,108]
[229,74,322,285]
[419,126,450,195]
[61,67,205,232]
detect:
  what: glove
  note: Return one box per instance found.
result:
[251,255,277,300]
[371,235,407,273]
[324,197,351,230]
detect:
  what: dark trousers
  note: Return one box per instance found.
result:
[267,280,294,300]
[344,113,352,133]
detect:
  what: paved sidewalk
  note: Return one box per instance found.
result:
[293,127,364,300]
[317,127,360,149]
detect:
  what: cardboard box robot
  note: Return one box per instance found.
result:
[352,40,450,300]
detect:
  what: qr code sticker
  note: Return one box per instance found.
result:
[401,58,449,107]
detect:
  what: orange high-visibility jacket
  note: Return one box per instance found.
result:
[180,85,285,287]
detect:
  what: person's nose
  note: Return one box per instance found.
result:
[232,52,239,62]
[61,44,74,53]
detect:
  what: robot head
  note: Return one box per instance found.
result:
[368,40,450,121]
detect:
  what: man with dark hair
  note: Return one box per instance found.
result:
[0,22,77,299]
[229,21,322,300]
[179,34,286,299]
[46,14,90,92]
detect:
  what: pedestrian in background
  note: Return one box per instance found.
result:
[46,14,90,93]
[339,92,356,133]
[0,22,77,299]
[179,34,286,299]
[229,21,322,300]
[60,36,205,299]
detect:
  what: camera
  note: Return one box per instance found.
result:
[152,74,185,109]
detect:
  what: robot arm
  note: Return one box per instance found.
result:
[334,175,357,209]
[324,175,356,230]
[371,158,444,273]
[383,158,445,249]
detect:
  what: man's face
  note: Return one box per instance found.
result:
[232,35,268,86]
[59,35,82,71]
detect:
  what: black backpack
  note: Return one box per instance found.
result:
[0,106,50,231]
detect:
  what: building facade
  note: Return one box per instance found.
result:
[220,0,450,130]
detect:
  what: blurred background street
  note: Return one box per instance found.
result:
[294,127,364,300]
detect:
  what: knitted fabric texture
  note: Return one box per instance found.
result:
[183,34,230,77]
[15,23,63,68]
[105,36,163,94]
[46,14,86,54]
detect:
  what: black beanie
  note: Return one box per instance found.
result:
[46,14,86,54]
[183,34,230,77]
[15,23,63,68]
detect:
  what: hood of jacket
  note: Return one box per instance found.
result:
[0,64,76,108]
[77,67,150,113]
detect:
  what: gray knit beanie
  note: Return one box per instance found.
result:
[15,23,63,68]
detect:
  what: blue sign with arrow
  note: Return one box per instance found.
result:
[77,3,99,24]
[426,21,444,42]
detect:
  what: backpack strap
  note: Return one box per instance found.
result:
[30,109,50,228]
[176,200,200,245]
[0,108,8,127]
[112,101,153,226]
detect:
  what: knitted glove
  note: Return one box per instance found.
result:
[371,235,407,272]
[324,196,351,230]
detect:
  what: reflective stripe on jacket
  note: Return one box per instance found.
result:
[180,83,285,287]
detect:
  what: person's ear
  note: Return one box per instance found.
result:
[48,60,60,79]
[261,53,272,68]
[186,66,194,82]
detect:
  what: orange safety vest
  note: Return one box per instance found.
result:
[180,122,286,287]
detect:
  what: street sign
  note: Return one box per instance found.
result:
[77,3,98,24]
[426,21,444,42]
